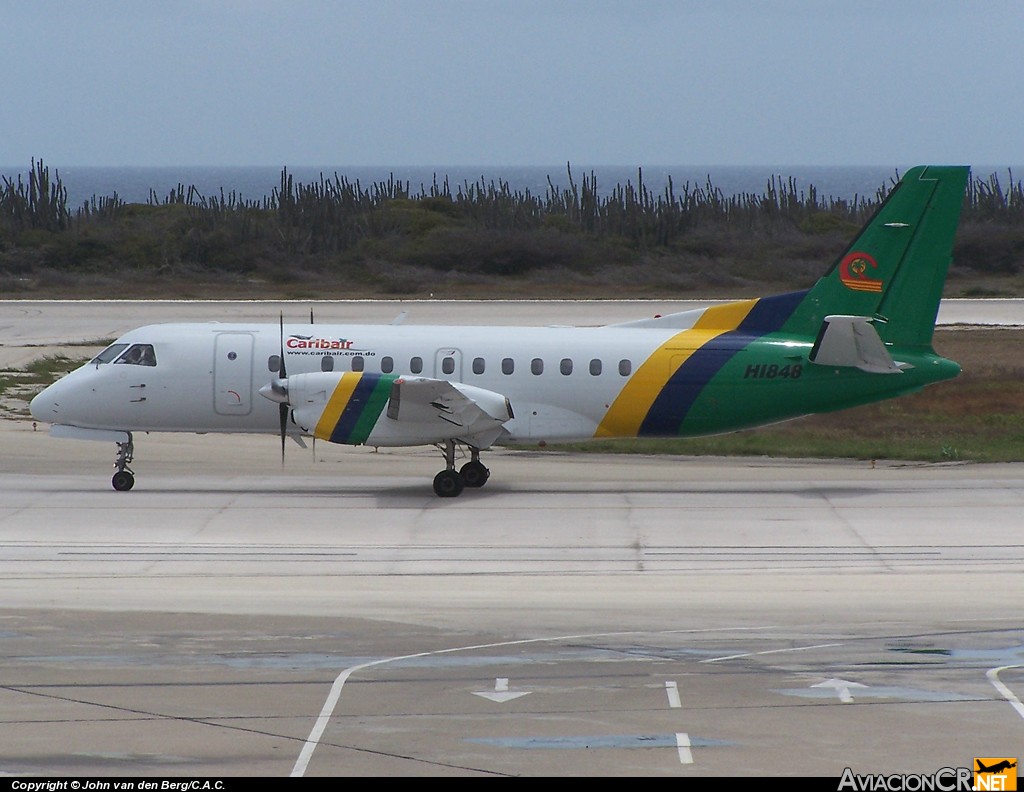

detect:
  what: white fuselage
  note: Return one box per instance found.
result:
[31,321,699,444]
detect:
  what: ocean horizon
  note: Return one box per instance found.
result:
[2,163,1020,209]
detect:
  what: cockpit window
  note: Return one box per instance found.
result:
[90,343,128,365]
[114,344,157,366]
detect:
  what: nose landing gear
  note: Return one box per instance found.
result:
[112,433,135,491]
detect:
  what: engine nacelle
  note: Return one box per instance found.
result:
[263,371,513,448]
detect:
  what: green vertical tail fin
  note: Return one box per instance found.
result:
[782,165,969,347]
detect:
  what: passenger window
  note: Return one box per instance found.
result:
[619,359,632,376]
[442,356,455,375]
[531,358,544,375]
[115,344,157,366]
[381,356,394,373]
[410,356,423,374]
[560,358,573,375]
[91,344,128,365]
[502,358,514,375]
[321,355,334,372]
[268,354,281,373]
[589,358,602,376]
[472,357,485,375]
[351,355,365,372]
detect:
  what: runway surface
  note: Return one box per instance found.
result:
[2,424,1023,777]
[1,299,1023,777]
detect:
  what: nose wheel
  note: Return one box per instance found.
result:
[112,469,135,491]
[112,433,135,491]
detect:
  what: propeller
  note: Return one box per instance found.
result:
[256,313,293,465]
[278,312,288,464]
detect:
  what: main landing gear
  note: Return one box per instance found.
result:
[432,440,490,498]
[111,433,135,491]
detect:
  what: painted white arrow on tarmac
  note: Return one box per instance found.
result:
[473,677,531,703]
[812,678,868,703]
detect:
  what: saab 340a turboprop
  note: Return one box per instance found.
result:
[30,165,968,497]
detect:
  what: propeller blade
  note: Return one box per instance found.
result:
[280,403,287,465]
[279,312,287,465]
[279,312,287,379]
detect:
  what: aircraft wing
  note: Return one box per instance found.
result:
[386,376,514,431]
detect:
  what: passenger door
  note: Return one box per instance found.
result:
[213,333,255,415]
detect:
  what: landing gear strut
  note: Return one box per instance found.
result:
[432,441,490,497]
[112,433,135,491]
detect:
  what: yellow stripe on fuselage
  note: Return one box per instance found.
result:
[594,299,758,438]
[314,373,361,440]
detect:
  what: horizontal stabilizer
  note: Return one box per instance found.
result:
[809,315,903,374]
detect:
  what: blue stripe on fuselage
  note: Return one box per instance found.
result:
[638,291,808,436]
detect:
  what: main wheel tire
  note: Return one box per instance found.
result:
[111,471,135,491]
[432,469,464,498]
[459,460,490,488]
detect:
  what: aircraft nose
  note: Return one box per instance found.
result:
[30,383,60,421]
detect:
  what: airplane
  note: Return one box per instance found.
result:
[29,165,969,497]
[976,760,1017,774]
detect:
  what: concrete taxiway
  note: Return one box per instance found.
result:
[1,423,1023,777]
[1,300,1022,777]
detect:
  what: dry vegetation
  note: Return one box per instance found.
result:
[3,160,1023,300]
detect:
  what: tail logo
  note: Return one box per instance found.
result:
[839,252,884,293]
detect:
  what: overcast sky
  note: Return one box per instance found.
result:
[3,0,1021,167]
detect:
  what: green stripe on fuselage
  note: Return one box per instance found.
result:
[595,299,758,438]
[678,337,960,436]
